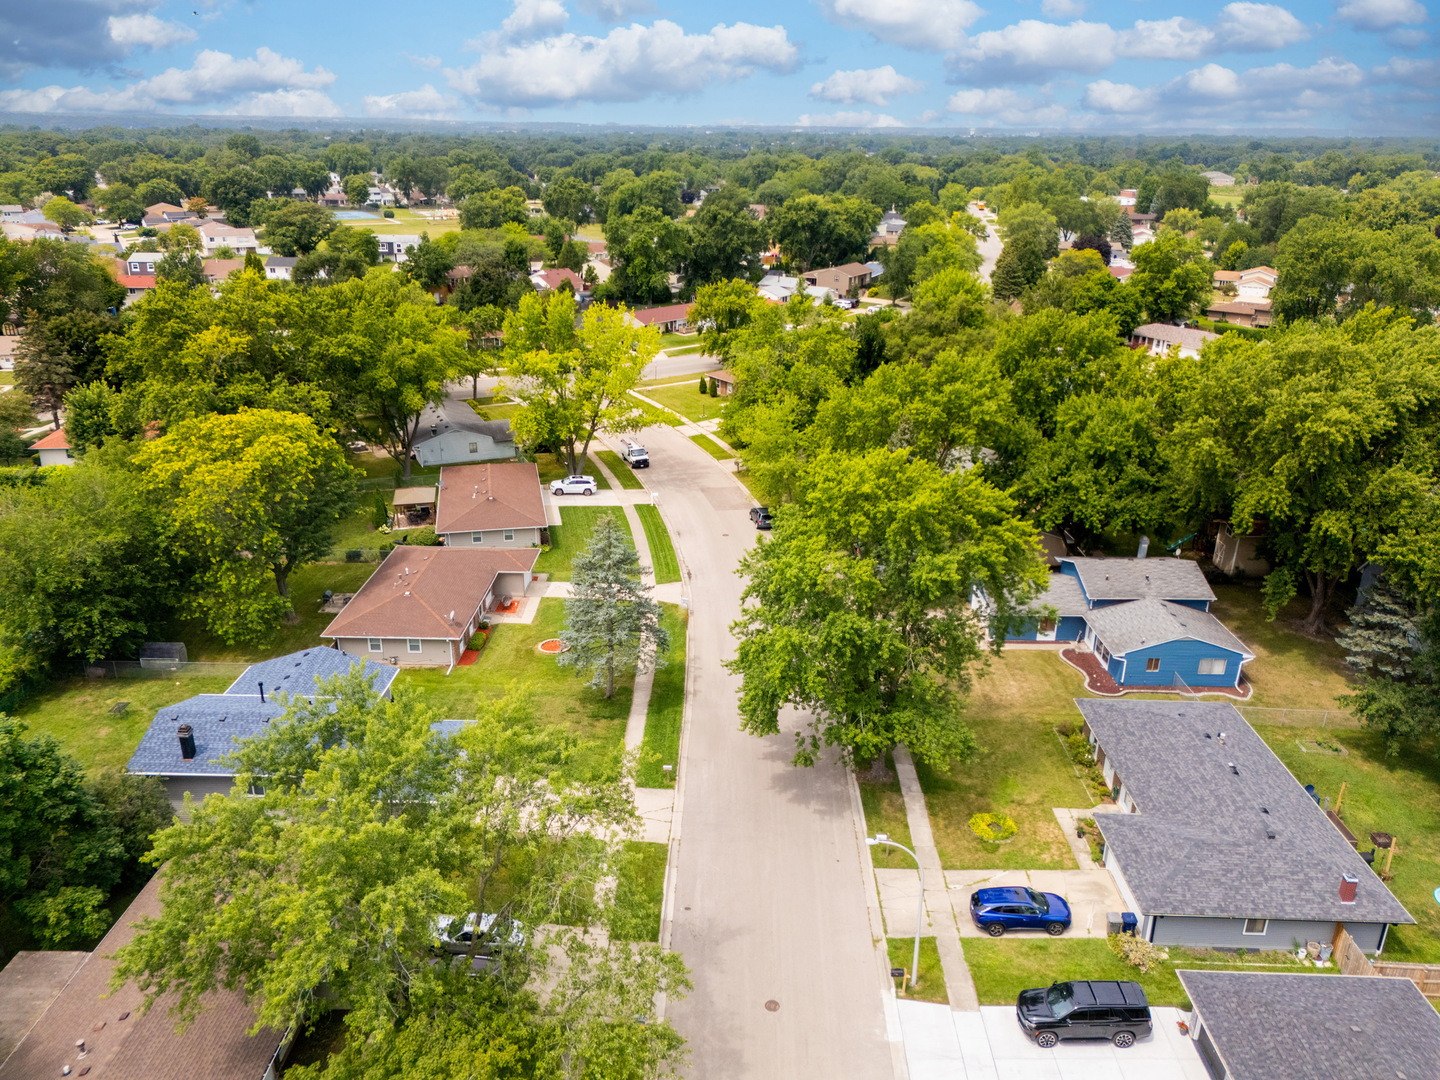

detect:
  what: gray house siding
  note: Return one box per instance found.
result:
[334,636,459,667]
[1152,915,1388,953]
[442,526,543,549]
[413,429,515,468]
[161,775,233,812]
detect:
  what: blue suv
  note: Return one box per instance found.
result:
[970,886,1071,937]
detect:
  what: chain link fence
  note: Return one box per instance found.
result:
[84,660,251,681]
[1237,706,1362,729]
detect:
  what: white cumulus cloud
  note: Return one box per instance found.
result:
[1336,0,1428,28]
[815,0,985,51]
[363,84,461,118]
[1118,17,1215,60]
[447,20,798,107]
[1041,0,1087,15]
[228,89,343,117]
[1372,54,1440,84]
[946,87,1068,125]
[795,109,905,128]
[107,13,197,50]
[1212,2,1311,50]
[1082,79,1149,112]
[574,0,655,19]
[809,65,924,105]
[949,20,1118,82]
[501,0,570,41]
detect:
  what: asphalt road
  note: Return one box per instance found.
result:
[628,423,893,1079]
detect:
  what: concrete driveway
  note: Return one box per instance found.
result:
[947,869,1125,939]
[616,423,894,1079]
[900,1001,1209,1080]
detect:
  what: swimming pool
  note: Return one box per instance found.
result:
[333,210,380,220]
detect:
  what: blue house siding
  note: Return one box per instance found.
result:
[1117,639,1244,688]
[1006,614,1086,642]
[1107,654,1126,683]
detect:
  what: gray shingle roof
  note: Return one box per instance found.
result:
[1079,699,1413,925]
[1083,598,1254,658]
[1064,557,1216,603]
[412,403,514,446]
[1177,971,1440,1080]
[1025,572,1089,618]
[224,648,398,700]
[127,695,284,776]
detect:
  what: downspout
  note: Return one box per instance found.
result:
[445,638,455,677]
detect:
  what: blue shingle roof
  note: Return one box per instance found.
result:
[127,694,285,776]
[223,648,398,701]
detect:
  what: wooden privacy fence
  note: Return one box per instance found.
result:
[1333,928,1440,1003]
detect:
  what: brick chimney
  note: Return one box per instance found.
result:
[1340,873,1358,904]
[177,724,196,761]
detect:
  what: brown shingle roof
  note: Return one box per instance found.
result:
[0,874,285,1080]
[29,427,71,451]
[322,546,538,642]
[435,462,545,535]
[627,302,694,326]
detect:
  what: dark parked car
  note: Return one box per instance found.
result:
[749,506,773,530]
[1016,980,1152,1049]
[969,886,1071,936]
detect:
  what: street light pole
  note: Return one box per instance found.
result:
[867,833,924,987]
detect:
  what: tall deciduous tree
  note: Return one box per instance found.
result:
[137,409,356,642]
[111,671,689,1077]
[768,193,881,273]
[558,516,668,699]
[504,291,657,475]
[42,196,93,232]
[728,448,1048,767]
[1128,230,1211,323]
[261,200,336,256]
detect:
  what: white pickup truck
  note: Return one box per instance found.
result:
[619,438,650,468]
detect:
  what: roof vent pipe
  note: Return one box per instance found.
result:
[258,681,265,703]
[1136,535,1150,559]
[178,724,196,761]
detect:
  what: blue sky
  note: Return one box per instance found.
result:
[0,0,1435,132]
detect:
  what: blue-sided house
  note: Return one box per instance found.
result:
[127,647,399,810]
[982,556,1254,690]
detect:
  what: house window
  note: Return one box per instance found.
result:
[504,529,514,542]
[1242,919,1268,935]
[468,442,479,454]
[472,532,484,544]
[1096,641,1111,664]
[367,638,382,653]
[1198,658,1228,676]
[1145,657,1161,672]
[407,639,423,654]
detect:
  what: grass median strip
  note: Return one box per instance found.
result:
[887,938,948,1004]
[612,840,669,941]
[534,505,632,582]
[596,449,645,490]
[637,604,686,788]
[688,433,735,460]
[634,504,680,584]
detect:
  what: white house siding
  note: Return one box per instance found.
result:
[1102,845,1145,923]
[335,636,459,667]
[37,448,75,467]
[442,527,542,549]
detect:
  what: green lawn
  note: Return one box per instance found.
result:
[347,450,443,487]
[918,650,1093,870]
[612,841,668,942]
[637,605,686,788]
[688,433,735,460]
[0,371,14,385]
[596,450,645,490]
[533,452,610,489]
[635,384,728,424]
[888,937,948,1004]
[657,331,700,350]
[1211,584,1356,711]
[858,754,917,870]
[533,506,633,582]
[662,344,706,357]
[965,938,1319,1008]
[163,561,379,663]
[1260,723,1440,962]
[12,672,238,773]
[469,399,525,424]
[634,504,680,584]
[395,599,630,767]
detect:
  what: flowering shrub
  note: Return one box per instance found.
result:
[969,813,1018,844]
[1107,933,1168,973]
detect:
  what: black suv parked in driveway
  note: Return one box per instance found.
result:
[1016,980,1152,1048]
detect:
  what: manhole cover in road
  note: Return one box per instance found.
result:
[764,1000,780,1012]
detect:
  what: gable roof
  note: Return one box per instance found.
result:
[1130,322,1219,352]
[30,427,71,451]
[808,262,870,277]
[322,546,539,642]
[0,875,285,1080]
[117,273,157,289]
[265,256,298,268]
[1177,971,1440,1080]
[435,461,543,535]
[1084,598,1253,658]
[1063,556,1215,603]
[411,402,515,451]
[1025,571,1088,617]
[126,694,284,776]
[531,267,583,291]
[1079,699,1413,925]
[628,302,694,326]
[225,647,398,700]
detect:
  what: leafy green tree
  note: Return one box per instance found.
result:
[42,196,93,232]
[136,177,185,208]
[88,770,172,886]
[95,183,142,225]
[504,291,658,474]
[1129,230,1211,323]
[63,381,116,452]
[15,316,77,429]
[260,200,336,256]
[404,233,455,292]
[604,206,689,304]
[0,461,175,665]
[0,392,34,462]
[882,213,983,298]
[543,174,592,223]
[990,244,1030,302]
[460,186,529,229]
[138,409,357,641]
[768,193,881,272]
[691,278,768,358]
[728,448,1047,767]
[558,516,669,699]
[683,190,767,288]
[155,250,204,287]
[112,671,689,1077]
[0,718,125,946]
[1166,311,1440,633]
[7,238,124,324]
[342,173,372,209]
[204,166,268,226]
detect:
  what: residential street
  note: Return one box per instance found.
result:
[620,423,894,1079]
